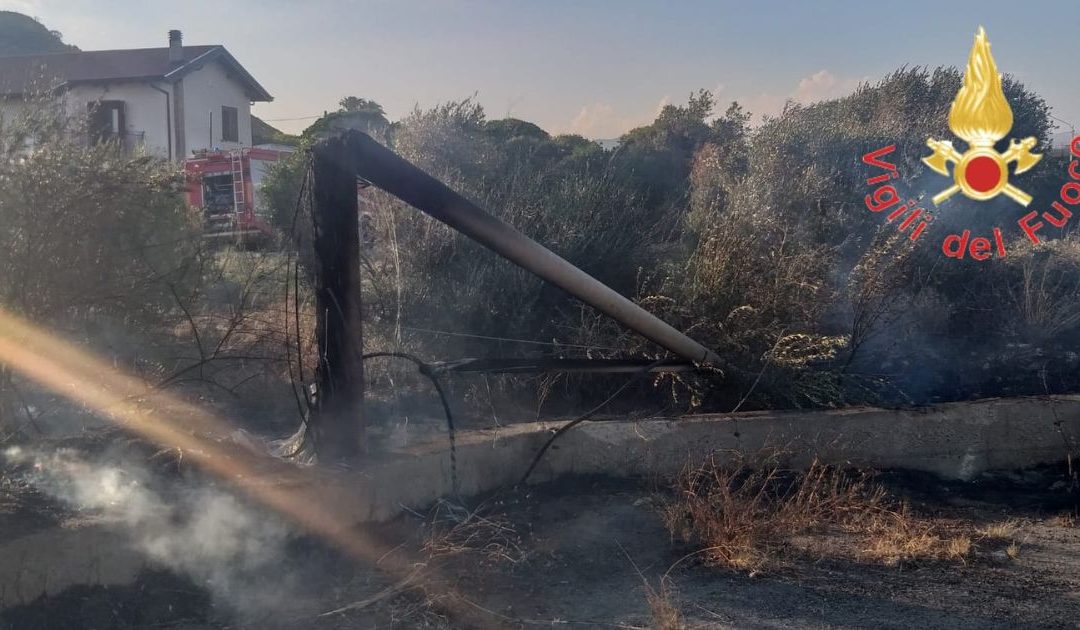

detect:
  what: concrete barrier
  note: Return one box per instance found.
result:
[325,395,1080,522]
[0,521,145,608]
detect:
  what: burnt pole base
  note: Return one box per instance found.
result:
[311,135,364,462]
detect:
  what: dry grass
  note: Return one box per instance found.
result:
[1006,542,1022,559]
[1047,512,1076,528]
[980,519,1021,540]
[661,456,976,573]
[643,577,684,630]
[861,512,973,566]
[422,499,525,567]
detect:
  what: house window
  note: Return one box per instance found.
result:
[221,106,239,143]
[88,100,125,143]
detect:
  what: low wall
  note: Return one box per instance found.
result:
[326,395,1080,522]
[0,521,145,608]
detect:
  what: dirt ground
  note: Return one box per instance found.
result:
[3,463,1080,629]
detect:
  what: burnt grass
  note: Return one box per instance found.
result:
[3,464,1080,629]
[0,570,217,630]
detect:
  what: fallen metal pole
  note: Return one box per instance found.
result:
[336,130,724,367]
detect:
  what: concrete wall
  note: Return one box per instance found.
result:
[177,59,253,155]
[0,521,145,608]
[0,97,34,148]
[323,395,1080,522]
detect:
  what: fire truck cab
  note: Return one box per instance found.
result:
[183,147,292,245]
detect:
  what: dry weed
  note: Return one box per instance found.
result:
[643,577,684,630]
[1047,512,1076,528]
[861,512,971,566]
[980,519,1021,540]
[662,456,889,572]
[1006,542,1022,559]
[422,500,525,567]
[662,456,976,572]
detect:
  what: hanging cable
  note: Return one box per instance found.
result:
[362,351,459,496]
[279,158,314,458]
[518,358,669,486]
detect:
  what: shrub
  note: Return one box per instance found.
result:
[0,93,200,438]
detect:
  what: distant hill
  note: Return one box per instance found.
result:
[0,11,76,56]
[252,115,300,147]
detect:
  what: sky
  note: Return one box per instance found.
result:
[4,0,1080,139]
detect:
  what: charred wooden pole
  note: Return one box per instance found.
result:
[311,136,364,461]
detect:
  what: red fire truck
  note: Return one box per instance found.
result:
[183,147,292,245]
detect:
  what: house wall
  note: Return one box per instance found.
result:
[66,82,173,158]
[177,59,252,155]
[0,57,256,160]
[0,97,31,130]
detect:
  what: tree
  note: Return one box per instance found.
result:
[303,96,390,140]
[338,96,385,116]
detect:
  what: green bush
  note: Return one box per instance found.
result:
[257,69,1072,413]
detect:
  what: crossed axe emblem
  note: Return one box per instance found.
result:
[923,136,1041,206]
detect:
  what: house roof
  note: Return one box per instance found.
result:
[0,45,273,101]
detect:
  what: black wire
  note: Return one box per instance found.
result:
[280,160,313,458]
[363,351,459,496]
[518,358,669,486]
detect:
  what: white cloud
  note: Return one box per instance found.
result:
[563,70,865,137]
[793,70,864,104]
[0,1,44,15]
[735,70,866,124]
[562,96,671,139]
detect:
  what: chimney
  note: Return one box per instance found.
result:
[168,30,183,63]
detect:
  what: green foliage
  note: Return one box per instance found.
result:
[259,139,311,237]
[251,115,300,147]
[257,68,1070,411]
[0,93,199,438]
[302,96,390,141]
[367,98,665,359]
[0,94,197,323]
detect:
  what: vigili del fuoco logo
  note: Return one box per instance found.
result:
[860,27,1080,261]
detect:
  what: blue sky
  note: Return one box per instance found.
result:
[5,0,1080,138]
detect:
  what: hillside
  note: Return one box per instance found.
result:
[251,115,300,146]
[0,11,76,55]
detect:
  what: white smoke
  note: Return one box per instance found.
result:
[3,446,297,619]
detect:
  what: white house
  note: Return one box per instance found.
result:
[0,30,272,160]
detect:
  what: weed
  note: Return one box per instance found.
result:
[1047,512,1076,527]
[644,577,684,630]
[422,500,525,567]
[980,519,1021,540]
[860,514,972,566]
[662,455,975,572]
[662,456,888,572]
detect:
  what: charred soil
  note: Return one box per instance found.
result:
[2,464,1080,629]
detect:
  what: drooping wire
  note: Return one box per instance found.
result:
[518,358,669,486]
[402,325,625,353]
[280,157,314,458]
[362,351,459,497]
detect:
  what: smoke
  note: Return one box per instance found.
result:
[3,445,300,621]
